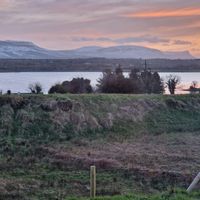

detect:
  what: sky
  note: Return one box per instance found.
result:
[0,0,200,57]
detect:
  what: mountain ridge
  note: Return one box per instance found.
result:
[0,40,195,59]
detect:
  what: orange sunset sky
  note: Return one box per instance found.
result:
[0,0,200,57]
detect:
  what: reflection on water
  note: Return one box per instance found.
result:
[0,72,199,94]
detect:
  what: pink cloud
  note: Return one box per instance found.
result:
[0,0,199,56]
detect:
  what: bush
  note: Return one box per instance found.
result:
[28,82,43,94]
[49,84,67,94]
[166,75,181,94]
[49,78,93,94]
[97,66,164,94]
[7,90,11,95]
[63,78,93,94]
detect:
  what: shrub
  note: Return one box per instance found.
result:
[7,90,11,95]
[166,75,181,94]
[49,78,93,94]
[28,82,43,94]
[97,66,164,94]
[49,84,67,94]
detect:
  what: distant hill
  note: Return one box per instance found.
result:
[0,40,195,59]
[0,41,66,59]
[66,45,194,59]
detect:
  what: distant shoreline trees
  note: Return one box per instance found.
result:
[48,66,166,94]
[97,66,164,94]
[49,78,93,94]
[166,75,181,95]
[21,67,187,95]
[28,82,43,94]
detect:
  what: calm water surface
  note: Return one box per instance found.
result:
[0,72,199,94]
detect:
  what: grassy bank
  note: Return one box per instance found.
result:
[67,190,200,200]
[1,93,200,141]
[0,94,200,199]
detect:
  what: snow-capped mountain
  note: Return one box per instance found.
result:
[70,45,194,59]
[0,41,66,59]
[0,41,195,59]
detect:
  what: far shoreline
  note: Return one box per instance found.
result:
[0,58,200,72]
[0,70,200,73]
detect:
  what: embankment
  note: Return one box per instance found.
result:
[1,94,200,199]
[1,94,200,137]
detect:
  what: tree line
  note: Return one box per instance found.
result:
[26,66,182,95]
[97,66,164,94]
[4,66,198,95]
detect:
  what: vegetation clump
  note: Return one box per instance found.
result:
[97,66,164,94]
[65,190,200,200]
[49,78,93,94]
[28,82,43,94]
[166,75,180,95]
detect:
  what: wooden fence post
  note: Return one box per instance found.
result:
[187,172,200,193]
[90,165,96,198]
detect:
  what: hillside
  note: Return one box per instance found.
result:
[0,41,66,59]
[0,41,194,59]
[1,94,200,199]
[63,45,194,59]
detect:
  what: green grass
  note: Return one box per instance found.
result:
[144,98,200,134]
[66,190,200,200]
[1,93,200,147]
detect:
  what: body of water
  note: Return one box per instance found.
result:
[0,72,199,94]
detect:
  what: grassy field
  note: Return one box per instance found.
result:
[67,190,200,200]
[0,94,200,199]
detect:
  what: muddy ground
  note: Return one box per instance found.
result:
[1,132,200,199]
[48,132,200,186]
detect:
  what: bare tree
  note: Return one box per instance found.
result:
[166,75,181,94]
[191,81,198,89]
[29,82,43,94]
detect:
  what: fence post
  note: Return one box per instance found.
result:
[90,165,96,198]
[187,172,200,193]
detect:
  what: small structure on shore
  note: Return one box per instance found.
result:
[183,88,200,94]
[183,81,200,94]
